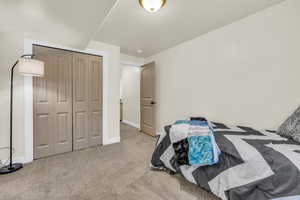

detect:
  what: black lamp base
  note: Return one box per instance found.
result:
[0,163,23,175]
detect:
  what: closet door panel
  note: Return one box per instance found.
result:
[34,113,53,158]
[88,56,103,146]
[89,110,102,146]
[73,53,89,150]
[33,48,55,159]
[33,46,73,159]
[53,51,73,155]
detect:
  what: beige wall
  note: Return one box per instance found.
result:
[120,65,140,127]
[0,32,25,162]
[146,0,300,132]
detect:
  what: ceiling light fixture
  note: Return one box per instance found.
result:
[139,0,166,13]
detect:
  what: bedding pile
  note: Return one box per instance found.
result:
[168,119,220,166]
[151,121,300,200]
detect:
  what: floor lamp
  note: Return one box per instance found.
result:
[0,55,44,175]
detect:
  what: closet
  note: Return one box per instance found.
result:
[33,45,103,159]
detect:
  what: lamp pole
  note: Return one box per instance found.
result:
[0,55,34,174]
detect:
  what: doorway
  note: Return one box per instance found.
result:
[33,45,103,159]
[120,64,141,129]
[119,61,156,137]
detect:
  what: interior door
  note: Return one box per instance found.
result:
[73,53,89,150]
[88,55,103,147]
[140,62,156,136]
[33,46,73,159]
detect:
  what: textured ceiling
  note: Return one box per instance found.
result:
[0,0,117,48]
[0,0,285,57]
[94,0,285,57]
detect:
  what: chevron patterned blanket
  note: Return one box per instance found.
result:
[151,122,300,200]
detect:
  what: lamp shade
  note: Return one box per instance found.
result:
[18,58,44,77]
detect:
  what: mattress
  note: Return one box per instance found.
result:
[151,122,300,200]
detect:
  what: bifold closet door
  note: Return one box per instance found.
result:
[33,47,103,158]
[73,53,103,150]
[33,46,73,159]
[88,55,103,147]
[73,53,89,150]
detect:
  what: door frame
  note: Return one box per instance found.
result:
[24,39,108,163]
[120,60,144,130]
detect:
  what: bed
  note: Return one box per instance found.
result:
[151,122,300,200]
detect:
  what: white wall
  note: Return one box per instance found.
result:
[120,65,140,128]
[0,32,25,162]
[146,0,300,132]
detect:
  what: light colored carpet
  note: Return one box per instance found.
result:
[0,123,218,200]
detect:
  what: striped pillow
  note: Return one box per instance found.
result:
[277,105,300,143]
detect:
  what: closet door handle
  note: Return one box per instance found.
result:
[151,101,156,105]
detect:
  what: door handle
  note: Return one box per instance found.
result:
[151,101,156,105]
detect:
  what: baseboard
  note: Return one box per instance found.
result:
[122,120,140,129]
[103,137,120,146]
[0,156,29,165]
[14,157,29,164]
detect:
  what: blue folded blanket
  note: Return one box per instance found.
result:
[174,120,221,166]
[188,136,214,165]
